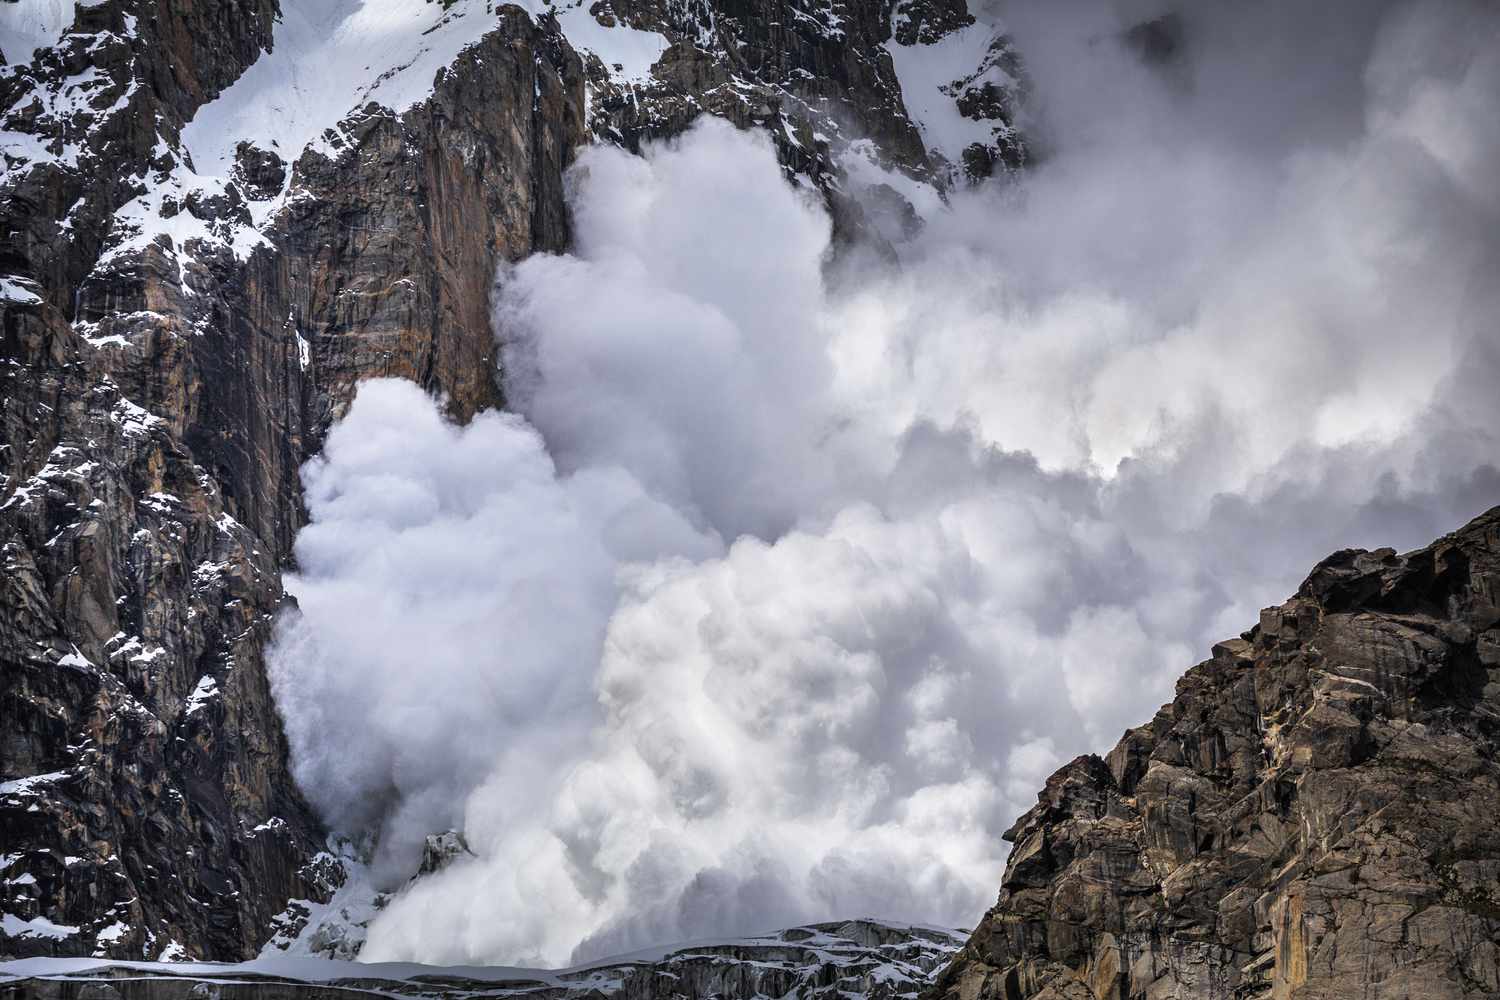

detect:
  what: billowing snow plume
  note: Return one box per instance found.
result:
[270,0,1500,967]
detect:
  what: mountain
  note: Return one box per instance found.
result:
[5,508,1498,1000]
[2,918,962,998]
[0,0,1020,962]
[4,0,1498,992]
[929,506,1500,999]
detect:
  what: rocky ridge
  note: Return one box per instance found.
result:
[580,0,1027,200]
[1,0,1023,962]
[0,919,962,999]
[928,506,1500,1000]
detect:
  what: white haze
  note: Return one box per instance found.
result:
[268,0,1500,968]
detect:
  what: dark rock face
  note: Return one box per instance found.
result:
[929,507,1500,1000]
[0,0,327,964]
[0,301,335,960]
[269,9,587,439]
[2,0,1021,964]
[588,0,1026,196]
[1,0,585,962]
[0,0,279,316]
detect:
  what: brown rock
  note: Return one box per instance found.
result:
[2,0,1032,963]
[928,507,1500,1000]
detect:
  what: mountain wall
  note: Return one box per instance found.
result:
[929,507,1500,999]
[10,506,1500,994]
[0,0,1020,962]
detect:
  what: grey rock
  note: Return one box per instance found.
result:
[928,507,1500,1000]
[418,831,475,876]
[1,0,1029,963]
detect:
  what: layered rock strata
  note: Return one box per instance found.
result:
[929,507,1500,1000]
[1,0,1021,960]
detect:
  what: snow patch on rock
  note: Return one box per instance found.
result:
[0,0,75,69]
[1,912,80,942]
[884,15,1014,170]
[182,0,666,180]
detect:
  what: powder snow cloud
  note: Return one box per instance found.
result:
[269,0,1500,967]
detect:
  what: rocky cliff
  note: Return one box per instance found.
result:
[14,0,1494,988]
[1,0,1021,962]
[929,506,1500,1000]
[9,506,1500,995]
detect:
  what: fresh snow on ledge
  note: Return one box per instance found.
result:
[182,0,668,180]
[884,20,1012,168]
[183,675,219,716]
[0,913,81,942]
[0,275,42,305]
[0,0,75,69]
[548,0,667,83]
[0,771,70,797]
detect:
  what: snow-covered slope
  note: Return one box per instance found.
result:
[102,0,670,286]
[181,0,667,176]
[0,0,77,68]
[884,11,1026,175]
[1,920,965,999]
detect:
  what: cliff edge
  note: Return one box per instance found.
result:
[930,507,1500,999]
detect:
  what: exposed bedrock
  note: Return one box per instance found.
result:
[928,507,1500,1000]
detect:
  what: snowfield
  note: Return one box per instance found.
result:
[182,0,668,179]
[0,920,965,999]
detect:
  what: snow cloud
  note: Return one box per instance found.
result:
[269,0,1500,967]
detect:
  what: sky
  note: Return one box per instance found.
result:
[267,0,1500,968]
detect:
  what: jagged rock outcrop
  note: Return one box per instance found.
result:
[929,507,1500,1000]
[2,0,1024,963]
[0,919,962,999]
[1,0,329,963]
[2,0,585,963]
[0,0,280,313]
[588,0,1027,210]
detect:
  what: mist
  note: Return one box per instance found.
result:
[268,0,1500,968]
